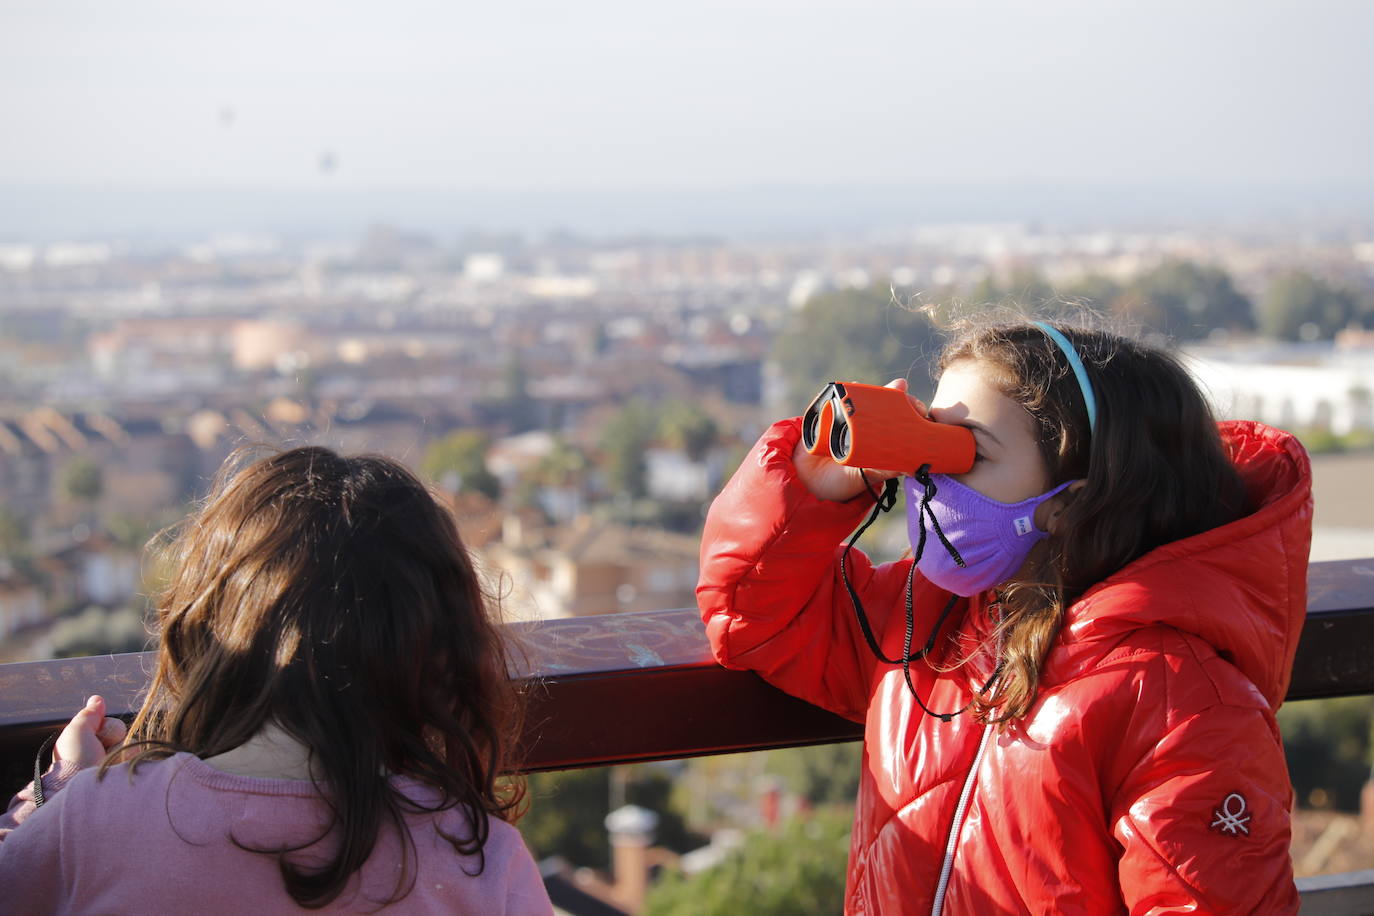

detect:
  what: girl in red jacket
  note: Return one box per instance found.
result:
[697,319,1311,914]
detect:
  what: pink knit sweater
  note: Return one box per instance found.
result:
[0,753,553,914]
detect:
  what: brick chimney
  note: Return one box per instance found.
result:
[759,775,781,829]
[605,804,659,914]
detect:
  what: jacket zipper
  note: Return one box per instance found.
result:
[930,722,993,916]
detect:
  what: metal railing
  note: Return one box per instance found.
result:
[3,558,1372,909]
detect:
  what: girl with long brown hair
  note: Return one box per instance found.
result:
[2,447,552,914]
[698,318,1311,913]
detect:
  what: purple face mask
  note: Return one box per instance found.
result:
[905,474,1073,597]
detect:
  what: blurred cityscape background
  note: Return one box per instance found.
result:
[3,2,1373,912]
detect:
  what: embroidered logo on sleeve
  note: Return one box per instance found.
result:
[1210,793,1251,836]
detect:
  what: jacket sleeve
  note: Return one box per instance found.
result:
[1110,702,1299,915]
[696,417,919,722]
[0,763,82,913]
[0,761,82,842]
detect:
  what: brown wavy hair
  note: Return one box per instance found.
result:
[937,320,1249,722]
[113,446,526,908]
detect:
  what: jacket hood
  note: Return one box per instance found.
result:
[1056,421,1313,710]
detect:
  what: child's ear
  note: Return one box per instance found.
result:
[1045,480,1087,536]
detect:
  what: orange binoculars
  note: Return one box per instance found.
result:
[801,381,976,474]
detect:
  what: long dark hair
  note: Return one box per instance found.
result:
[938,320,1249,721]
[115,446,526,907]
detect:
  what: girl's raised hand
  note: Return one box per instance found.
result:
[53,695,127,769]
[792,378,925,501]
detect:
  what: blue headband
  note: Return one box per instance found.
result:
[1032,321,1098,435]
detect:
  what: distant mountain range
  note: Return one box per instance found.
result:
[2,180,1372,243]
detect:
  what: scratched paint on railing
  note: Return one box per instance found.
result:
[508,608,710,678]
[1307,562,1374,612]
[625,644,666,668]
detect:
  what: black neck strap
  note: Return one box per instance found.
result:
[838,467,1002,722]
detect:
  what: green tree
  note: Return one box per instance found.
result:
[535,438,591,486]
[643,809,852,916]
[1258,270,1362,341]
[1279,695,1374,811]
[599,401,658,500]
[772,285,939,408]
[1059,273,1124,311]
[49,605,150,658]
[1115,259,1253,341]
[421,430,501,500]
[60,457,104,506]
[658,401,719,462]
[624,765,706,856]
[0,506,29,556]
[522,767,612,869]
[105,509,183,553]
[965,267,1055,310]
[521,764,703,870]
[591,321,611,356]
[501,356,541,433]
[515,438,592,515]
[765,742,862,806]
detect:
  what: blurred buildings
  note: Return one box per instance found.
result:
[1,220,1373,655]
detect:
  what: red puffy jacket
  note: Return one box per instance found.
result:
[697,417,1311,915]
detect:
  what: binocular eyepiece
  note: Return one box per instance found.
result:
[802,381,976,474]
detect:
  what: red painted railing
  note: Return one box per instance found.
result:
[3,559,1371,775]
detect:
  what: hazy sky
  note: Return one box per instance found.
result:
[2,0,1371,193]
